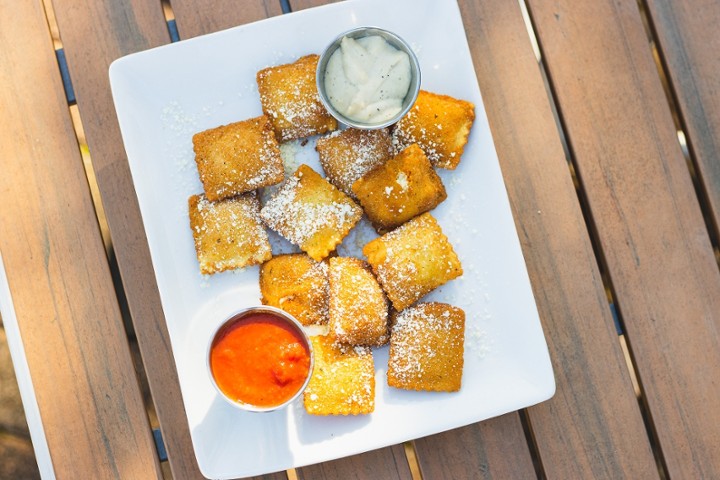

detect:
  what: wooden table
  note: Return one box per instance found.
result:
[1,0,719,478]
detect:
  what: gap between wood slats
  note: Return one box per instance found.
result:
[635,0,720,269]
[39,0,167,476]
[517,1,670,479]
[517,409,545,480]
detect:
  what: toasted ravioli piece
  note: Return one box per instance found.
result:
[352,143,447,232]
[304,335,375,415]
[316,128,393,198]
[257,55,337,141]
[188,194,271,275]
[328,257,389,346]
[260,165,363,261]
[387,303,465,392]
[393,90,475,169]
[363,213,462,311]
[259,254,329,326]
[192,115,284,202]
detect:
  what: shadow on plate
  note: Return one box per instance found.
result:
[192,395,293,478]
[293,399,372,444]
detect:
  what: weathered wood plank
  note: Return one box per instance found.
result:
[295,444,412,480]
[0,1,160,477]
[413,414,535,479]
[645,0,720,238]
[527,0,720,477]
[47,0,205,477]
[288,0,339,11]
[171,0,282,39]
[460,0,661,478]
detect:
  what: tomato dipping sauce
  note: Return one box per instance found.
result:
[209,309,312,410]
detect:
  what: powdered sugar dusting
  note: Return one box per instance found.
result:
[367,213,462,310]
[190,194,271,274]
[316,128,393,198]
[162,101,203,193]
[260,168,362,252]
[328,258,388,346]
[465,324,492,359]
[388,303,464,388]
[257,55,336,142]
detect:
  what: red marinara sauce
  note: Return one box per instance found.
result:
[210,312,311,408]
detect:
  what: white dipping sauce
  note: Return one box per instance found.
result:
[324,35,411,123]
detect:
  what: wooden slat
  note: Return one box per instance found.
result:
[413,414,535,479]
[46,1,205,478]
[0,1,160,478]
[288,0,339,11]
[459,0,661,478]
[295,445,412,480]
[154,3,291,479]
[645,0,720,237]
[527,0,720,477]
[171,0,282,39]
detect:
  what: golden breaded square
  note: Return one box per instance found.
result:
[328,257,389,346]
[392,90,475,169]
[188,193,271,275]
[259,254,328,326]
[260,165,363,261]
[304,335,375,415]
[257,54,338,142]
[387,302,465,392]
[192,115,284,202]
[352,143,447,232]
[316,128,393,198]
[363,213,462,311]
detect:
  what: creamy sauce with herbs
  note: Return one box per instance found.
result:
[324,35,411,123]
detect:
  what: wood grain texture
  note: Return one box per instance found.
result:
[0,1,160,477]
[171,0,282,39]
[47,0,206,477]
[645,0,720,236]
[295,444,411,480]
[460,0,660,478]
[288,0,340,12]
[527,0,720,477]
[413,414,535,479]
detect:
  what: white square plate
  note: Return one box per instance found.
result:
[109,0,554,477]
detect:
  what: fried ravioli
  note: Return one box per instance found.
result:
[387,302,465,392]
[392,90,475,169]
[257,54,337,141]
[260,164,363,261]
[259,254,329,326]
[328,257,389,346]
[352,143,447,232]
[188,193,272,274]
[192,115,284,202]
[363,213,462,311]
[316,127,393,198]
[304,335,375,415]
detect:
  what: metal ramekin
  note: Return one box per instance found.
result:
[316,26,421,129]
[207,305,313,412]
